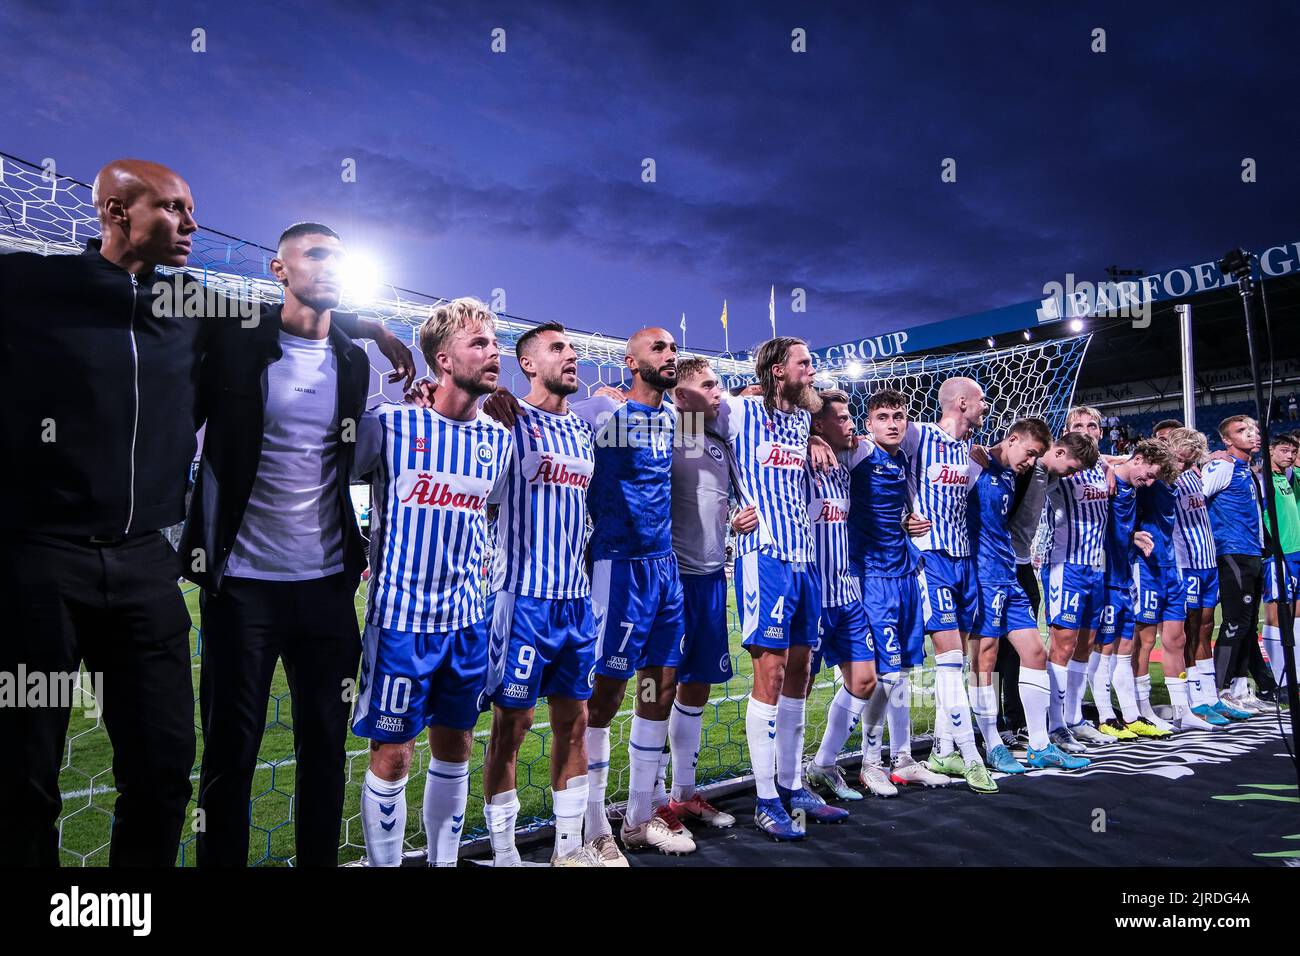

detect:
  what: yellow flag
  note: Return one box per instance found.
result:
[720,299,728,330]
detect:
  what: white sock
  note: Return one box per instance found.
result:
[1048,662,1070,731]
[971,681,1000,751]
[627,715,669,827]
[1187,662,1206,706]
[776,695,807,790]
[1113,654,1139,722]
[424,759,469,867]
[935,651,979,763]
[1231,676,1248,698]
[746,696,780,799]
[1089,654,1116,722]
[861,680,889,764]
[1065,659,1088,726]
[552,776,587,859]
[1086,649,1102,691]
[1018,667,1051,751]
[1263,625,1285,684]
[361,770,408,867]
[932,662,954,757]
[1197,659,1219,701]
[669,701,705,802]
[1167,677,1190,715]
[653,748,671,808]
[1136,672,1155,718]
[815,685,868,767]
[585,726,612,839]
[484,789,521,866]
[886,670,912,763]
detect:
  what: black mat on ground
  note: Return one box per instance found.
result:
[530,716,1300,867]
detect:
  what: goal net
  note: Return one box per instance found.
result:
[0,152,1090,864]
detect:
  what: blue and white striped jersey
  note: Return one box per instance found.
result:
[1045,464,1109,569]
[1135,480,1177,570]
[713,395,813,563]
[1173,469,1216,570]
[901,422,973,556]
[491,401,595,599]
[1105,473,1137,588]
[841,438,919,578]
[353,403,513,633]
[966,458,1017,585]
[573,395,675,561]
[808,461,859,607]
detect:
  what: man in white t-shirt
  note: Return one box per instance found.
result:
[184,223,375,867]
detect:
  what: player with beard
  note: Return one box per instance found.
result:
[481,327,691,859]
[967,418,1092,771]
[351,299,513,868]
[900,377,997,794]
[478,323,603,866]
[1091,443,1169,741]
[712,337,846,837]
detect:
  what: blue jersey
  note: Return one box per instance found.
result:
[1105,474,1137,588]
[714,395,814,563]
[901,422,973,557]
[1136,480,1177,569]
[353,404,513,632]
[491,401,595,599]
[841,438,919,577]
[1173,468,1216,571]
[1046,464,1109,568]
[1202,456,1263,557]
[574,396,675,561]
[966,458,1017,585]
[808,461,859,607]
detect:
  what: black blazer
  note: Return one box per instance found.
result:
[181,304,371,592]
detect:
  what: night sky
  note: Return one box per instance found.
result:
[2,0,1296,352]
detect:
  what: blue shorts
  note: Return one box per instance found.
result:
[352,619,488,741]
[1043,562,1106,632]
[736,551,821,651]
[678,569,733,685]
[591,553,685,680]
[812,599,875,672]
[858,571,926,674]
[1132,562,1187,624]
[971,580,1039,639]
[1263,552,1300,604]
[1179,567,1220,611]
[486,592,596,709]
[916,551,978,633]
[1095,586,1135,646]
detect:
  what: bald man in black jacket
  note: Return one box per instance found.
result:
[0,160,412,866]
